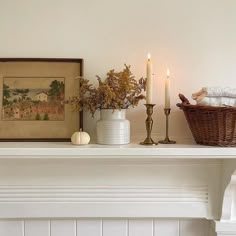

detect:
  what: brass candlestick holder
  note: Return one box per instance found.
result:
[159,108,176,144]
[140,104,158,145]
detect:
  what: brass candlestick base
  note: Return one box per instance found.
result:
[159,108,176,144]
[140,104,158,145]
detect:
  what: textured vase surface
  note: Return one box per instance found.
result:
[96,109,130,145]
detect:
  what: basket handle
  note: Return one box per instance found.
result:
[176,94,190,109]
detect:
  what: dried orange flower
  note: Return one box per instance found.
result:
[69,65,145,116]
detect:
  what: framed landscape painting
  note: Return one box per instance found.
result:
[0,58,83,141]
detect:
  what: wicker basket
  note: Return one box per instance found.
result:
[177,94,236,147]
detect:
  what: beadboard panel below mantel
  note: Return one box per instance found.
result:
[0,219,213,236]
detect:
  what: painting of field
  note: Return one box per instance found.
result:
[2,77,65,121]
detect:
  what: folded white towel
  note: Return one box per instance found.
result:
[197,96,236,107]
[192,87,236,107]
[202,87,236,98]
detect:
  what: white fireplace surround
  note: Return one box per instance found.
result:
[0,142,235,236]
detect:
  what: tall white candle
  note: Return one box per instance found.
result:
[165,68,170,109]
[146,53,152,104]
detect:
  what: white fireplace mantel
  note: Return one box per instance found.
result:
[0,142,236,236]
[0,142,235,158]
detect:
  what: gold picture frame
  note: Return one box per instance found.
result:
[0,58,82,141]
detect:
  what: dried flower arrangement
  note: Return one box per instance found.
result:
[69,65,145,116]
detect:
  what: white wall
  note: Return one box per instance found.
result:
[0,0,235,141]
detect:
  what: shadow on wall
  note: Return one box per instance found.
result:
[127,106,193,143]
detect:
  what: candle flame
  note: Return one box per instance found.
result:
[167,68,170,78]
[147,53,151,60]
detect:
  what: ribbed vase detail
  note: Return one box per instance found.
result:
[96,109,130,145]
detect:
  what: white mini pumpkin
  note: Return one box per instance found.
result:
[71,130,90,145]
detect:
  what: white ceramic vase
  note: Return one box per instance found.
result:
[96,109,130,145]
